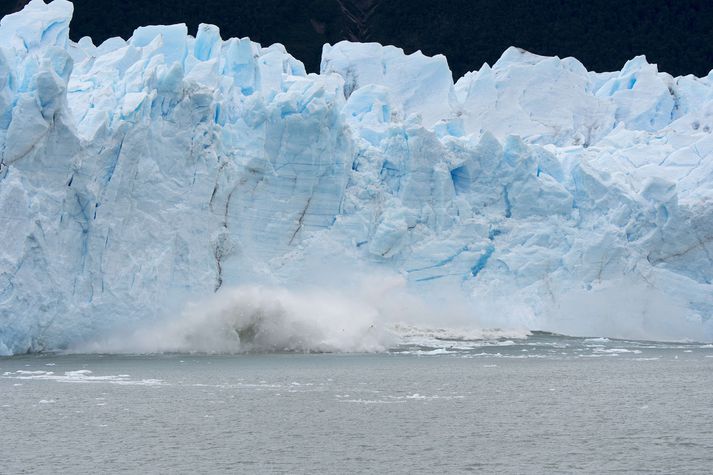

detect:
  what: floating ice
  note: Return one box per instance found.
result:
[1,0,713,354]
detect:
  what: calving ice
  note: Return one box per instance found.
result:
[1,0,713,355]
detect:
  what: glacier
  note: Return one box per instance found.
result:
[2,0,713,354]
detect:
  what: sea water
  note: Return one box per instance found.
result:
[1,334,712,474]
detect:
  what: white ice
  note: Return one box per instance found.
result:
[1,0,713,354]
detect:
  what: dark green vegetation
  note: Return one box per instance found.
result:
[3,0,713,78]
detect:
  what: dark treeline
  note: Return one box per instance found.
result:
[2,0,712,78]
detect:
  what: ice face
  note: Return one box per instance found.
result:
[1,0,713,354]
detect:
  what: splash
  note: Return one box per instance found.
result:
[74,270,536,354]
[72,269,713,354]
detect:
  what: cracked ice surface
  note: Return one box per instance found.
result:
[1,0,713,354]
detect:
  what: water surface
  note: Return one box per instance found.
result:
[2,335,712,473]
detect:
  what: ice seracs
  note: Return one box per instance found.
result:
[1,0,713,354]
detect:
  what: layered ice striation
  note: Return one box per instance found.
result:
[2,0,713,354]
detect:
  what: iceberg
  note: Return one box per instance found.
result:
[1,0,713,354]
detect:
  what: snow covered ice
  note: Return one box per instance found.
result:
[1,0,713,354]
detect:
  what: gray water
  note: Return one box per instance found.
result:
[2,334,713,474]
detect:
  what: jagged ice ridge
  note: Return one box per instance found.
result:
[1,0,713,354]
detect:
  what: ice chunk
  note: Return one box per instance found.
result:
[0,0,73,55]
[321,41,456,126]
[130,24,188,65]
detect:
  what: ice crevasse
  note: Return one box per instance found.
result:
[1,0,713,354]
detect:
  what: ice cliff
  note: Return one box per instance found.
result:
[2,0,713,354]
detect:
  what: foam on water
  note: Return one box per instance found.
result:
[1,369,165,385]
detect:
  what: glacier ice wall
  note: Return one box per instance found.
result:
[1,0,713,354]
